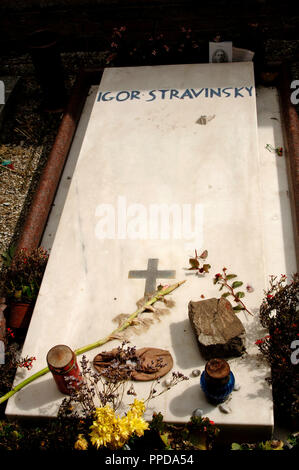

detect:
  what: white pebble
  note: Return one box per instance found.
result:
[233,383,241,391]
[192,408,203,417]
[164,379,172,387]
[191,369,201,377]
[219,403,231,414]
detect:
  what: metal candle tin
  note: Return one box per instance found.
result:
[47,344,83,395]
[200,358,235,404]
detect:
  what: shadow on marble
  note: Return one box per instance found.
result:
[169,382,215,417]
[238,355,272,402]
[15,377,62,412]
[169,318,205,370]
[256,86,297,276]
[243,311,267,346]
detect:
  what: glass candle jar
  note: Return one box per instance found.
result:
[200,358,235,404]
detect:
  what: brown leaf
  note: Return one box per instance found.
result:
[199,250,208,259]
[189,258,199,268]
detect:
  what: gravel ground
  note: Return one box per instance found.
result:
[0,51,107,281]
[0,76,63,277]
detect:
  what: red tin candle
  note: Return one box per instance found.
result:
[47,344,83,395]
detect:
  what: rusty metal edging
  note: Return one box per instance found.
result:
[16,68,103,251]
[16,64,299,272]
[278,63,299,270]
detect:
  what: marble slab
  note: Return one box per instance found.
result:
[6,64,296,439]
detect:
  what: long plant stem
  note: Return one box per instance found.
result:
[0,281,185,405]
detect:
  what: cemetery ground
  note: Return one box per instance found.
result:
[0,50,298,453]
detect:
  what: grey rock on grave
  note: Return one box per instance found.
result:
[188,297,246,359]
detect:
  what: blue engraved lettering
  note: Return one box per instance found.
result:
[146,90,156,102]
[131,90,141,100]
[159,89,169,99]
[245,86,253,96]
[234,87,244,98]
[210,88,221,98]
[116,91,130,101]
[191,88,205,98]
[222,87,233,97]
[180,89,193,99]
[170,89,180,99]
[102,92,114,101]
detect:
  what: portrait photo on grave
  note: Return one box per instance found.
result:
[209,42,232,63]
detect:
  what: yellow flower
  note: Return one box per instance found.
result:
[89,401,149,450]
[123,412,149,437]
[74,434,88,450]
[129,399,146,417]
[89,404,116,449]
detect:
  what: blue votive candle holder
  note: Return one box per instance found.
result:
[200,358,235,405]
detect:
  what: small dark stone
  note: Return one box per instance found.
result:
[188,297,246,359]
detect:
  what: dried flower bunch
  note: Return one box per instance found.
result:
[59,342,188,419]
[1,247,49,303]
[59,342,188,450]
[257,273,299,425]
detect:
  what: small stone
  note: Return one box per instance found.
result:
[233,383,241,391]
[164,378,172,387]
[192,408,203,417]
[191,369,201,377]
[219,403,231,414]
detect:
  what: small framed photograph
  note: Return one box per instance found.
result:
[209,42,233,63]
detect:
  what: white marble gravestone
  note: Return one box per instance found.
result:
[6,63,297,439]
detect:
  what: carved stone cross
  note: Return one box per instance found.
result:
[129,258,176,295]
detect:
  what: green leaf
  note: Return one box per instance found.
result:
[1,245,16,267]
[233,305,245,311]
[236,291,245,298]
[232,281,243,289]
[189,258,199,269]
[219,284,224,291]
[221,292,231,298]
[226,274,237,280]
[160,432,172,449]
[231,443,242,451]
[14,290,22,300]
[258,440,284,450]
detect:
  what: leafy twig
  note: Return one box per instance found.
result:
[213,268,253,315]
[188,249,210,274]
